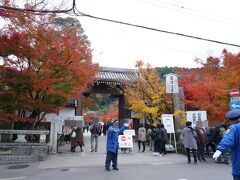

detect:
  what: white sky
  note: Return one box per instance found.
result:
[73,0,240,69]
[1,0,240,69]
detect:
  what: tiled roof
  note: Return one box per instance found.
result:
[95,67,138,84]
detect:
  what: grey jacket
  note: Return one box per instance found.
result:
[138,127,146,142]
[182,127,197,149]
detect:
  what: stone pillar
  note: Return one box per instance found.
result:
[173,87,185,130]
[173,87,185,112]
[118,95,131,124]
[49,118,59,154]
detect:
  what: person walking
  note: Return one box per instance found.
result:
[213,109,240,180]
[181,121,198,163]
[90,121,101,152]
[105,122,128,171]
[138,124,146,152]
[74,127,84,152]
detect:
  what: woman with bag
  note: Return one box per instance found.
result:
[70,127,77,152]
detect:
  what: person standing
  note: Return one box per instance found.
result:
[70,127,76,152]
[74,127,84,152]
[160,124,168,155]
[138,124,146,152]
[105,122,128,171]
[195,126,207,162]
[147,125,154,151]
[90,121,101,152]
[103,123,107,136]
[181,121,198,163]
[63,126,72,143]
[213,110,240,180]
[153,124,163,156]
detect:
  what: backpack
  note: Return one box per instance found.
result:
[150,129,156,140]
[162,129,168,142]
[154,129,162,141]
[91,124,100,135]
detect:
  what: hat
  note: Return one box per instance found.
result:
[226,110,240,120]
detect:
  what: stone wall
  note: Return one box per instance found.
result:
[0,130,49,163]
[0,143,48,163]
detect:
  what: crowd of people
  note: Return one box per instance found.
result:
[181,121,229,164]
[60,109,240,179]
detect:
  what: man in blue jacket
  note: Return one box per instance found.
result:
[213,109,240,180]
[105,121,128,171]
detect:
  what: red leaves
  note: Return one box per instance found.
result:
[0,1,99,124]
[178,50,240,122]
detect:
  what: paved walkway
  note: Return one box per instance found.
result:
[39,132,186,169]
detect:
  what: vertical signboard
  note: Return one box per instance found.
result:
[165,73,179,94]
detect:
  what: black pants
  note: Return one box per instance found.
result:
[197,144,206,161]
[161,141,166,154]
[154,139,162,153]
[105,151,118,169]
[138,141,145,152]
[186,148,197,162]
[233,175,240,180]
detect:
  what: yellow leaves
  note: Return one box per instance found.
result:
[125,61,170,120]
[174,110,186,126]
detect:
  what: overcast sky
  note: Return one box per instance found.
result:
[73,0,240,69]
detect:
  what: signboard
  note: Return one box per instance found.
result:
[164,73,179,94]
[162,114,175,133]
[186,111,207,127]
[118,135,133,148]
[40,134,47,143]
[230,97,240,102]
[123,129,136,136]
[64,116,84,127]
[0,148,12,155]
[230,101,240,110]
[230,88,239,97]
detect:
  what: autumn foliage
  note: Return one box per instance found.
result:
[178,50,240,122]
[124,61,171,121]
[100,105,118,123]
[0,1,98,125]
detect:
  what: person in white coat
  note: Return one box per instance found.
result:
[138,124,146,152]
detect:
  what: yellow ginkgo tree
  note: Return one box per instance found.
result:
[124,61,172,123]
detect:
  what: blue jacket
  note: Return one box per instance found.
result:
[106,125,128,153]
[217,121,240,176]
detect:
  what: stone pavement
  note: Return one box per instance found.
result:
[39,131,186,169]
[0,132,232,180]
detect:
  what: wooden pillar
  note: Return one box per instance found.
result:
[118,95,131,125]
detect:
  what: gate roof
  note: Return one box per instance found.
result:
[95,67,138,84]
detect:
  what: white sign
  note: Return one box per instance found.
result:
[123,129,136,136]
[165,73,179,94]
[118,135,133,148]
[40,134,47,143]
[162,114,175,133]
[186,111,207,127]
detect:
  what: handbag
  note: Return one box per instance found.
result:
[71,131,76,138]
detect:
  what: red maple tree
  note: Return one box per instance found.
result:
[0,1,98,126]
[178,50,240,122]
